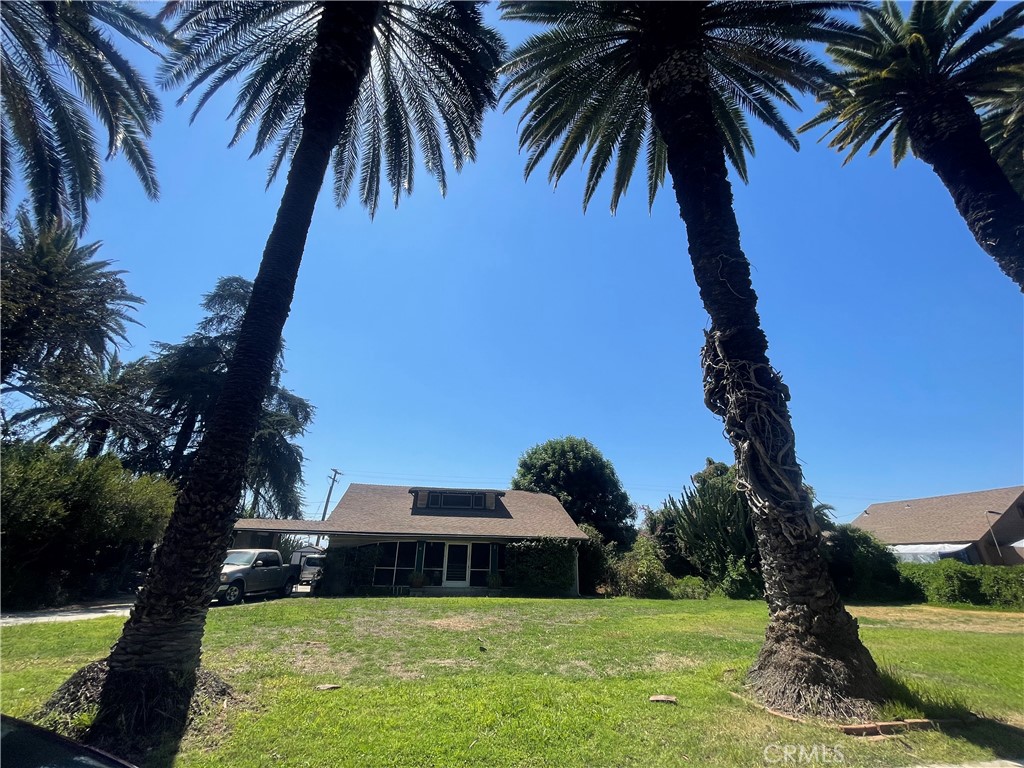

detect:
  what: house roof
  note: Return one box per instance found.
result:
[850,486,1024,545]
[234,483,588,540]
[329,484,587,539]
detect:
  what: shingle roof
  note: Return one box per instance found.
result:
[234,484,588,540]
[851,486,1024,545]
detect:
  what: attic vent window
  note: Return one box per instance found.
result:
[426,492,486,509]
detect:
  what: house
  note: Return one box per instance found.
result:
[851,486,1024,565]
[232,483,588,593]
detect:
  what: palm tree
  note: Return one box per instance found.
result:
[77,2,504,750]
[1,0,166,230]
[802,1,1024,289]
[1,208,144,388]
[978,70,1024,198]
[500,1,882,718]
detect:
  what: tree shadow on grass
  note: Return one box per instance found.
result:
[878,666,1024,759]
[35,659,231,768]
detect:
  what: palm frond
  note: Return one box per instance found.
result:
[160,1,505,218]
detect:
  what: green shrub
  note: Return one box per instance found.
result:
[714,555,763,600]
[614,535,673,599]
[505,537,577,595]
[822,525,904,601]
[320,544,376,596]
[576,523,616,595]
[897,560,1024,608]
[977,566,1024,608]
[670,575,711,600]
[0,443,175,609]
[658,471,764,597]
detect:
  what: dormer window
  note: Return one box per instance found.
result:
[412,488,500,511]
[429,491,485,509]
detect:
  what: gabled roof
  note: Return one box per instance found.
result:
[234,483,588,540]
[851,486,1024,545]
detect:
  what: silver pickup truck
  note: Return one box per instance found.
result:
[216,549,299,605]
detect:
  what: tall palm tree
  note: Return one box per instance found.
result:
[1,1,166,231]
[802,1,1024,289]
[501,1,882,718]
[1,208,144,388]
[79,1,504,749]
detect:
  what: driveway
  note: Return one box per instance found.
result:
[1,585,315,627]
[0,598,135,626]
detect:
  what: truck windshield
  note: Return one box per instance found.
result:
[223,551,256,566]
[304,557,324,568]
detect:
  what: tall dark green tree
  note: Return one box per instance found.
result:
[511,436,636,546]
[501,1,881,718]
[9,354,165,459]
[1,209,144,388]
[70,2,505,752]
[1,1,166,230]
[802,0,1024,289]
[147,277,313,520]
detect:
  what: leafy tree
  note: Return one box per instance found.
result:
[73,3,505,749]
[1,1,166,230]
[0,443,174,609]
[511,436,636,545]
[803,1,1024,289]
[500,1,882,718]
[1,209,143,388]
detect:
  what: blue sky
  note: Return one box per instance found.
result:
[22,8,1023,525]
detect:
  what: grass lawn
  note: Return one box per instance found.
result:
[2,597,1022,767]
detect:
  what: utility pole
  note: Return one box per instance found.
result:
[315,468,342,548]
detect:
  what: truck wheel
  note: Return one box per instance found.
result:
[278,578,295,598]
[220,581,244,605]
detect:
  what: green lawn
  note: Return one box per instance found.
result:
[2,597,1022,767]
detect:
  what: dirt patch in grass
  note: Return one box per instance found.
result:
[422,615,506,632]
[557,659,600,678]
[422,658,481,670]
[647,653,702,673]
[384,662,426,681]
[850,606,1023,634]
[279,641,359,677]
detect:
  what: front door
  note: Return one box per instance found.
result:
[443,543,469,587]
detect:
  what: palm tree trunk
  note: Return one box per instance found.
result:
[84,2,383,752]
[905,90,1024,290]
[645,47,883,720]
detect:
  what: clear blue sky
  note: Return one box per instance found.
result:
[36,9,1023,525]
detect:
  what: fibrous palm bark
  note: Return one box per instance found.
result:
[901,88,1024,287]
[634,3,882,718]
[87,2,383,745]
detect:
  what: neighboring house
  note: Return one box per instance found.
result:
[233,484,588,593]
[851,486,1024,565]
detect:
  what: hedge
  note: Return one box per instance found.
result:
[897,560,1024,609]
[505,538,576,595]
